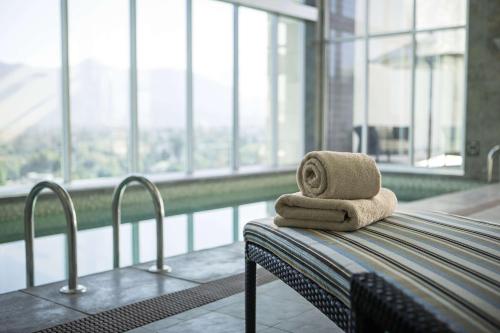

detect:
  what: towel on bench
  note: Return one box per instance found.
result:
[297,151,381,200]
[274,188,397,231]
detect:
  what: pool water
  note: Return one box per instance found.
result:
[0,200,275,294]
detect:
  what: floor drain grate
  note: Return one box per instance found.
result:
[37,269,276,333]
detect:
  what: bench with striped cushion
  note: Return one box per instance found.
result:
[244,211,500,333]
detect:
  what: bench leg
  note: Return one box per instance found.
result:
[245,258,256,333]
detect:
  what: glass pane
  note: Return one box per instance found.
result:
[193,0,233,171]
[330,0,366,38]
[137,0,186,174]
[417,0,466,30]
[327,40,365,153]
[0,0,62,186]
[277,17,305,166]
[369,0,412,34]
[368,35,412,164]
[239,8,272,167]
[414,29,465,168]
[69,0,129,180]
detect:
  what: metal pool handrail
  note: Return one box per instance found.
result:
[112,175,171,273]
[24,181,87,294]
[487,145,500,182]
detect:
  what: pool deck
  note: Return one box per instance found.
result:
[0,242,341,333]
[1,183,499,333]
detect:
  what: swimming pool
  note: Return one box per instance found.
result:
[0,200,274,294]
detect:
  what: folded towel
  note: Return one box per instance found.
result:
[297,151,381,200]
[274,188,397,231]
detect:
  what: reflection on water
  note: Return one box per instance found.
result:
[0,200,275,294]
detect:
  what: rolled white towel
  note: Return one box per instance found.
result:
[297,151,381,200]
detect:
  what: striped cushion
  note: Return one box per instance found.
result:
[244,211,500,333]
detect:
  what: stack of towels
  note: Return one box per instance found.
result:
[274,151,398,231]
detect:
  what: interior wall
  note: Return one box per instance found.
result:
[464,0,500,181]
[304,0,321,153]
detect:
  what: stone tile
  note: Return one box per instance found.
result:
[0,291,86,333]
[203,280,302,313]
[155,311,267,333]
[202,292,243,311]
[202,280,310,311]
[141,307,210,331]
[141,317,183,332]
[135,242,245,283]
[273,308,342,333]
[171,307,211,320]
[214,294,316,327]
[256,280,310,304]
[259,327,290,333]
[22,268,197,314]
[209,281,314,326]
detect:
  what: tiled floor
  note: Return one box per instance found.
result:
[131,242,341,332]
[0,291,86,333]
[0,268,199,333]
[126,280,341,333]
[136,242,246,283]
[23,267,197,315]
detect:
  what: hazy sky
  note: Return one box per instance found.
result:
[0,0,61,67]
[0,0,268,85]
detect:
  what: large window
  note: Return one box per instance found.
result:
[69,0,130,180]
[327,0,467,170]
[137,0,187,174]
[0,0,62,186]
[277,17,305,166]
[239,8,272,167]
[193,0,233,171]
[0,0,309,189]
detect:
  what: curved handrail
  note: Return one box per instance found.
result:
[112,175,171,273]
[487,145,500,182]
[24,181,86,294]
